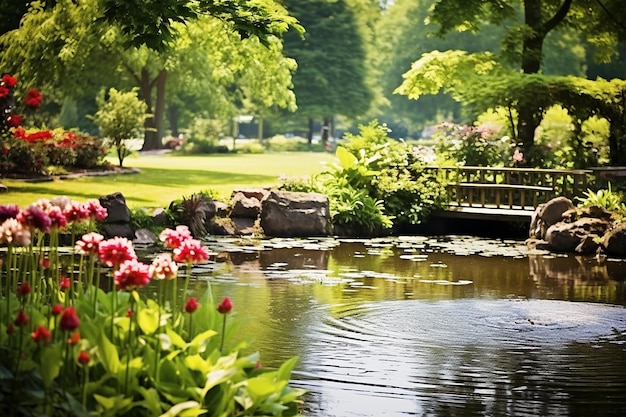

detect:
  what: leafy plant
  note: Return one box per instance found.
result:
[0,198,306,416]
[319,121,447,229]
[576,185,626,215]
[91,88,147,168]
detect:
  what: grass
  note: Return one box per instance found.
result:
[0,151,337,209]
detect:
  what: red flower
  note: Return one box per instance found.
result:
[77,351,90,365]
[173,239,210,264]
[67,330,80,345]
[0,86,9,98]
[75,232,104,256]
[46,206,68,230]
[184,297,199,313]
[6,114,23,127]
[6,323,15,335]
[114,259,151,291]
[98,237,137,268]
[40,257,50,269]
[217,297,233,314]
[15,309,29,327]
[159,225,192,249]
[51,304,63,316]
[83,200,107,222]
[59,307,80,331]
[59,277,71,291]
[63,200,90,223]
[31,326,52,345]
[17,282,31,298]
[1,74,17,87]
[23,89,42,108]
[0,204,19,222]
[17,204,52,233]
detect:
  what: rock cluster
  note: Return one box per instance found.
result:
[100,188,331,242]
[527,196,626,257]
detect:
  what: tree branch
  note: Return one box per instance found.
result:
[541,0,574,34]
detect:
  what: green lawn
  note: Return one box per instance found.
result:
[1,152,336,209]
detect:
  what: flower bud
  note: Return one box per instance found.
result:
[217,297,233,314]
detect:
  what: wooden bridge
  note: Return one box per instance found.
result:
[424,166,594,222]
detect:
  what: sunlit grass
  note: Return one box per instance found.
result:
[0,152,336,208]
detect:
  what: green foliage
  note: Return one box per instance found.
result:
[236,141,266,154]
[183,118,226,154]
[0,200,306,416]
[277,174,323,193]
[432,122,511,167]
[265,135,326,152]
[328,186,392,234]
[282,0,374,122]
[91,88,148,168]
[101,0,302,52]
[317,121,449,233]
[576,185,626,215]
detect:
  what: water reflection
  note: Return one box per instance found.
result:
[197,236,626,416]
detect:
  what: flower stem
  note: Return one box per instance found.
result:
[219,315,227,353]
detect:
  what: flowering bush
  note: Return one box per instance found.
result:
[433,122,513,167]
[0,198,305,416]
[0,73,107,175]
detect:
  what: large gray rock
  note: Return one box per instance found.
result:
[545,217,609,253]
[603,223,626,257]
[260,190,330,237]
[100,223,135,240]
[99,192,131,223]
[230,192,262,219]
[530,197,575,239]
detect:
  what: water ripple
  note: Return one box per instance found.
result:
[295,299,626,416]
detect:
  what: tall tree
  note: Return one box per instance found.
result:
[423,0,623,163]
[1,0,301,150]
[281,0,374,142]
[373,0,505,138]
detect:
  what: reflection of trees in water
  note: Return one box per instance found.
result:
[528,254,626,304]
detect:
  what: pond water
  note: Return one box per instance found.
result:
[182,236,626,416]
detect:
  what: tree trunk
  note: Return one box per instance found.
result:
[168,104,179,137]
[307,117,314,145]
[516,0,573,165]
[140,69,167,151]
[321,116,331,143]
[608,88,626,165]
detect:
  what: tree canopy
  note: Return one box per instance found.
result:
[281,0,375,140]
[396,0,625,163]
[0,0,301,150]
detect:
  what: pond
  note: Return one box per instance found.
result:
[178,235,626,417]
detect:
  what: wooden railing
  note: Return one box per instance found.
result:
[425,166,593,212]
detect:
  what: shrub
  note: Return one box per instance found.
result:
[183,118,227,154]
[433,122,510,167]
[236,140,265,154]
[91,88,147,167]
[325,121,449,229]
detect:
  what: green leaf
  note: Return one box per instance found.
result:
[189,329,217,349]
[247,376,277,399]
[158,401,203,417]
[138,308,159,335]
[277,356,299,382]
[97,332,120,374]
[336,146,357,169]
[167,328,187,349]
[40,345,63,387]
